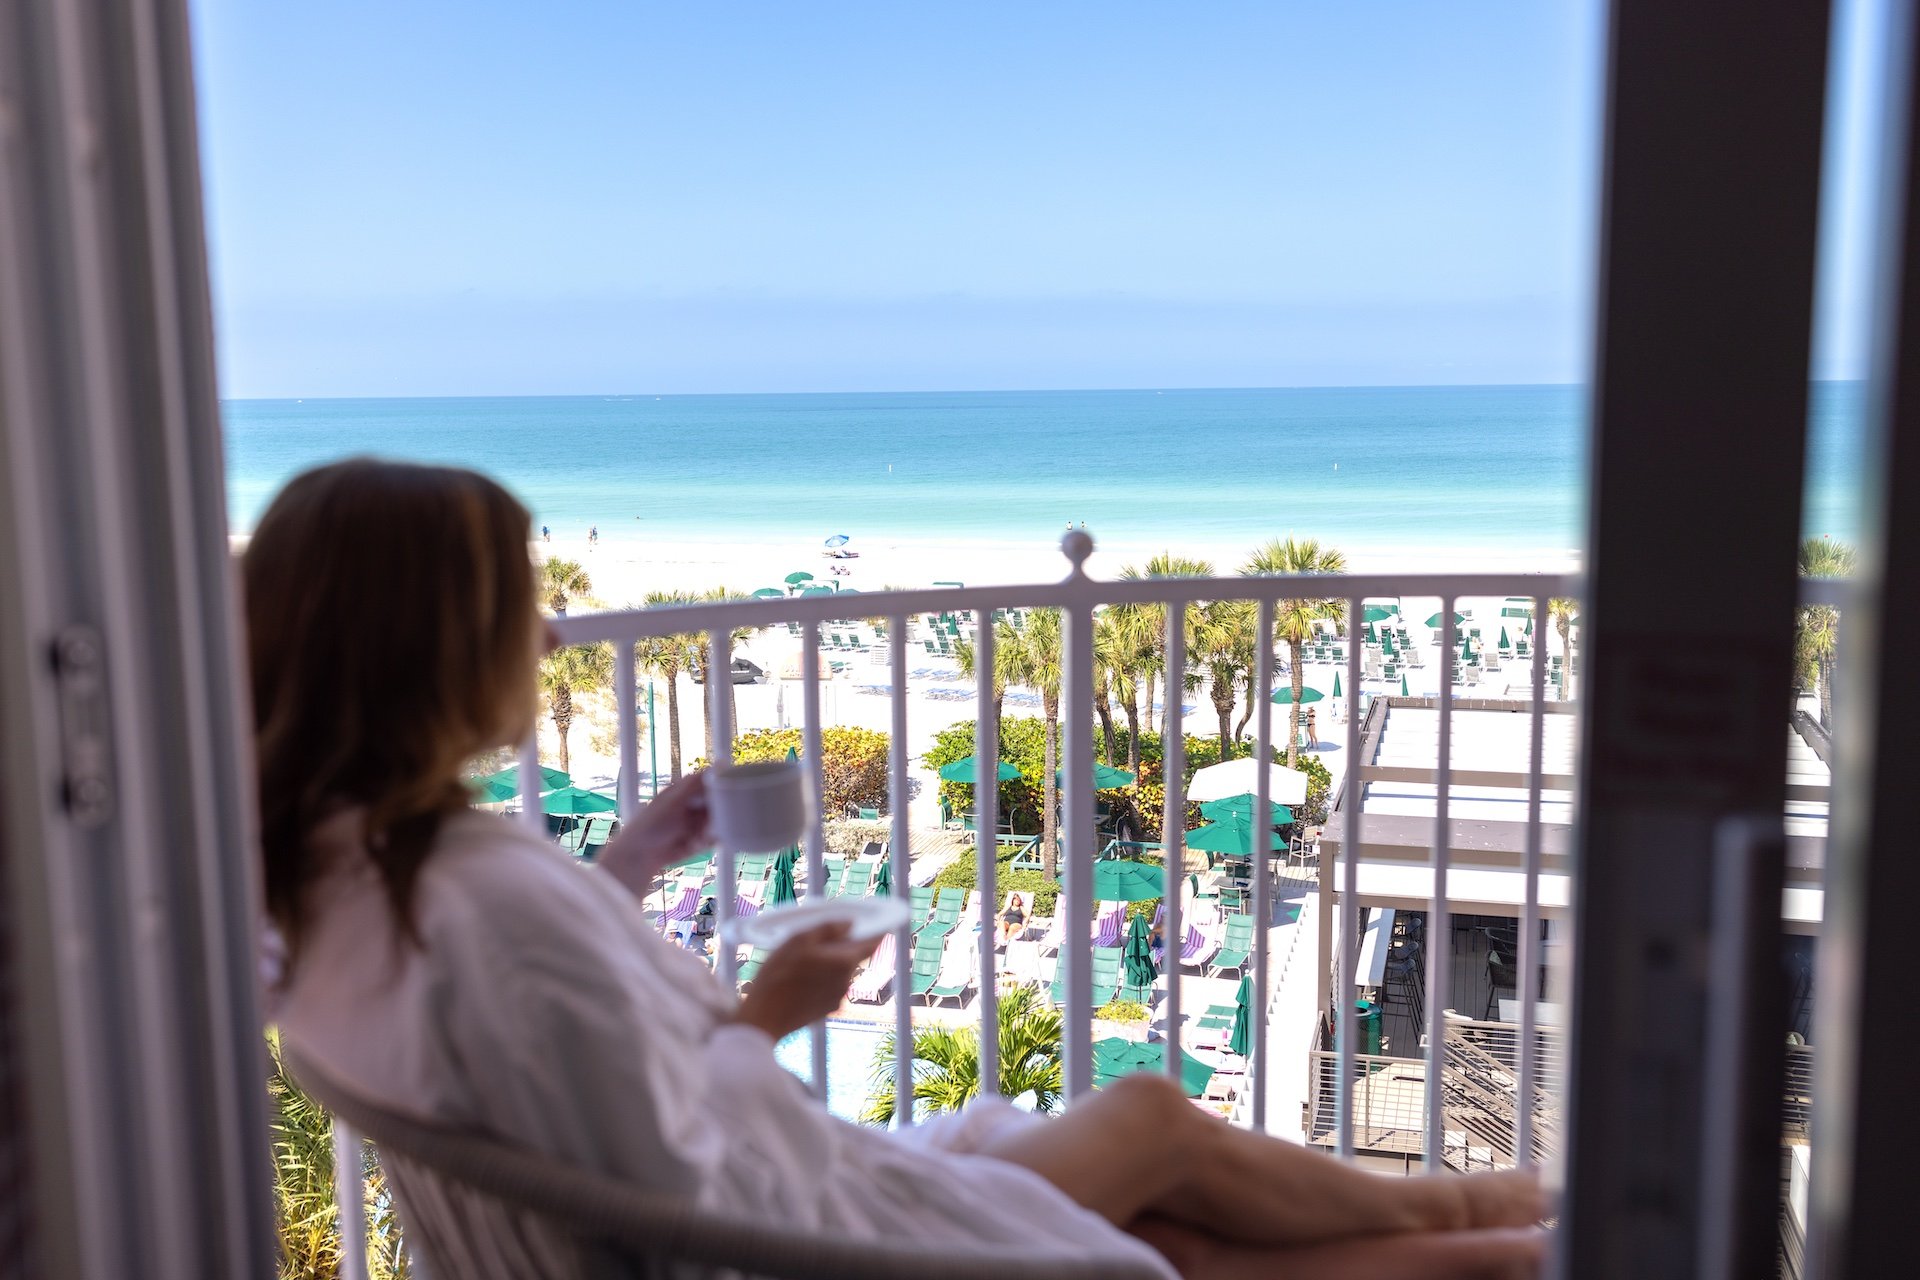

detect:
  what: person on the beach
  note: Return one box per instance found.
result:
[260,460,1547,1280]
[1307,707,1319,747]
[541,524,550,542]
[588,524,599,547]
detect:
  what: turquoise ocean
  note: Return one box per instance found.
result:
[223,384,1866,560]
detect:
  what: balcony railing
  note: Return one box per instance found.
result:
[331,534,1586,1271]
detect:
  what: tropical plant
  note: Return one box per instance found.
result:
[266,1030,410,1279]
[1548,598,1579,703]
[701,726,891,816]
[861,985,1063,1124]
[1096,999,1151,1024]
[1191,598,1257,758]
[634,590,702,779]
[701,586,757,735]
[1095,608,1152,774]
[931,843,1059,917]
[539,556,592,616]
[1116,555,1214,734]
[1796,537,1855,728]
[1242,537,1347,767]
[537,642,612,774]
[954,618,1025,728]
[1006,609,1065,879]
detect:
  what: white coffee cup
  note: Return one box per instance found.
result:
[704,760,808,852]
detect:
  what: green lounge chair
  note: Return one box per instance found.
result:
[1207,915,1255,977]
[816,858,844,896]
[839,862,874,898]
[736,947,769,986]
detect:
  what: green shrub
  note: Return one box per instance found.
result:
[932,844,1059,916]
[1097,999,1150,1023]
[702,726,890,816]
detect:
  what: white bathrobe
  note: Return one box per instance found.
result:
[274,808,1173,1277]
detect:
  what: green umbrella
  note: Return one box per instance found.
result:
[1362,606,1395,623]
[1057,762,1137,789]
[1186,815,1286,856]
[1426,611,1468,628]
[1498,630,1513,652]
[799,585,835,597]
[1270,684,1326,706]
[784,571,814,586]
[1400,673,1411,696]
[1091,1037,1215,1097]
[1123,912,1157,989]
[939,756,1020,783]
[1091,859,1164,902]
[1228,973,1254,1056]
[770,847,800,906]
[470,763,570,802]
[1199,795,1293,825]
[751,587,785,599]
[541,785,618,816]
[873,858,892,895]
[1332,671,1343,699]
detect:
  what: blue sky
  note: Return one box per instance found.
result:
[191,1,1871,397]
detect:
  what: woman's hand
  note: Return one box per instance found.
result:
[733,923,881,1040]
[598,772,711,897]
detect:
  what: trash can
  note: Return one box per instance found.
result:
[1355,998,1382,1058]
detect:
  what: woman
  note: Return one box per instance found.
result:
[1000,892,1029,945]
[261,460,1545,1280]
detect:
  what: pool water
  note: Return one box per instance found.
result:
[774,1020,888,1121]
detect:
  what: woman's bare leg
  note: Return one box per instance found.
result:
[978,1074,1542,1249]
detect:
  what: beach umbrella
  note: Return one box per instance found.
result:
[1188,757,1309,806]
[1123,913,1157,989]
[1499,630,1513,652]
[1362,606,1395,624]
[1332,672,1343,699]
[1091,1038,1215,1097]
[470,763,570,803]
[1057,762,1137,789]
[1400,673,1411,696]
[1199,795,1293,825]
[873,858,892,895]
[1228,974,1255,1057]
[770,847,800,906]
[751,587,784,599]
[540,785,618,816]
[1425,611,1467,628]
[1185,815,1285,857]
[824,534,851,548]
[1270,684,1326,706]
[939,756,1020,783]
[784,571,814,586]
[799,585,835,597]
[1091,859,1163,902]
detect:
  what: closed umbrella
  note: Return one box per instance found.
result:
[1228,974,1255,1056]
[1270,684,1326,706]
[1199,795,1293,825]
[470,764,570,803]
[1091,1038,1215,1097]
[1123,912,1157,990]
[1091,859,1163,902]
[1400,673,1411,696]
[1499,631,1513,652]
[770,847,800,906]
[939,756,1020,783]
[1332,671,1343,699]
[873,857,892,895]
[540,785,618,816]
[1186,815,1285,857]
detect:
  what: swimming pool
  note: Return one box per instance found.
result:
[774,1020,888,1121]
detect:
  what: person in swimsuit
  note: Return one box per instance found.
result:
[1000,892,1028,945]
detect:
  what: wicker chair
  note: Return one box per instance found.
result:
[289,1052,1164,1280]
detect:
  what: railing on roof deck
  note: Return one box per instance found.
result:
[333,532,1588,1267]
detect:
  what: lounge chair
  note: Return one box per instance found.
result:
[1031,913,1064,956]
[1091,903,1126,949]
[848,933,898,1002]
[839,863,873,898]
[928,937,977,1007]
[287,1051,1159,1280]
[736,947,769,987]
[908,938,946,1003]
[1207,915,1255,977]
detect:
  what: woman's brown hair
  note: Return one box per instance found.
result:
[244,459,539,958]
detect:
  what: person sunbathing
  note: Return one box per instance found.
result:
[1001,892,1030,945]
[261,459,1547,1280]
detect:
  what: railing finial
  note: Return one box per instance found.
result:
[1060,528,1094,580]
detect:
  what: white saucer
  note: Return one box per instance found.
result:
[722,896,913,950]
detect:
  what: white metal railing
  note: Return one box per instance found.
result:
[334,532,1580,1259]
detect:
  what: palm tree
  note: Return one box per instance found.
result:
[1796,536,1855,728]
[1117,555,1214,733]
[1191,598,1257,758]
[1548,598,1578,702]
[861,985,1063,1124]
[1242,537,1347,766]
[635,590,701,780]
[539,556,592,616]
[538,642,612,774]
[702,586,756,734]
[1096,608,1152,777]
[1006,609,1065,881]
[955,617,1024,728]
